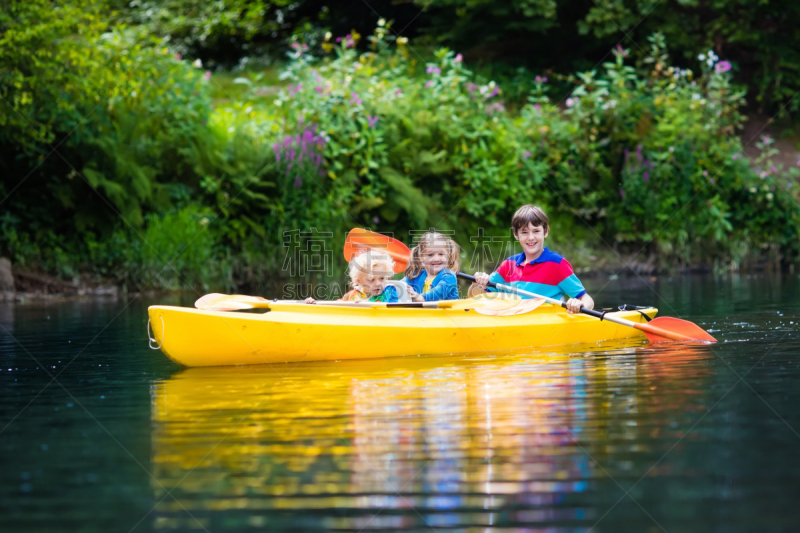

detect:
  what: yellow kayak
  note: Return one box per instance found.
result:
[147,301,658,367]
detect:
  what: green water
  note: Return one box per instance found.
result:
[1,274,799,532]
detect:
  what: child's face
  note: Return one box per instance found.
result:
[357,271,391,296]
[421,245,449,275]
[515,223,548,257]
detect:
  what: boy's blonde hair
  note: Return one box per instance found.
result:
[405,231,460,279]
[349,251,395,289]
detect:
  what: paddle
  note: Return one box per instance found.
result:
[194,293,520,312]
[457,273,717,343]
[344,228,410,273]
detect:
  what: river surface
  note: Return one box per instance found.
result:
[1,274,799,532]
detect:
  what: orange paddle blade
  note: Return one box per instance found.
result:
[344,228,411,274]
[635,316,717,343]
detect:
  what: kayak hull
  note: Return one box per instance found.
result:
[148,302,658,367]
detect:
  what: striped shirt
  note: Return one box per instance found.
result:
[487,248,586,300]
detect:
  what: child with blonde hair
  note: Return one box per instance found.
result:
[306,250,399,303]
[401,231,460,302]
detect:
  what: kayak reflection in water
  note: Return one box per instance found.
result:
[306,251,399,304]
[469,205,595,314]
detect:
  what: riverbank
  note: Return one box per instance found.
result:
[0,249,786,303]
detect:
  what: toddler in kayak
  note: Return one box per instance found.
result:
[306,251,399,304]
[401,231,460,302]
[469,205,594,314]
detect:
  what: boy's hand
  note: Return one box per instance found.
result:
[566,294,594,314]
[305,297,316,304]
[473,272,491,287]
[565,298,582,314]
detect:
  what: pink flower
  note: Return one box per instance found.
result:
[644,171,650,182]
[534,76,548,83]
[703,170,708,177]
[315,86,323,93]
[176,54,182,60]
[715,61,732,74]
[426,65,441,75]
[523,151,531,159]
[349,92,362,105]
[204,71,211,81]
[367,115,379,128]
[425,80,433,88]
[395,88,402,96]
[454,54,463,64]
[373,217,380,224]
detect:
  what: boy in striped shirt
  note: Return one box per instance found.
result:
[469,205,595,314]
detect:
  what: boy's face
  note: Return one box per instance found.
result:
[515,223,548,257]
[358,270,391,296]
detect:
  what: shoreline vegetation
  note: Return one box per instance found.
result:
[3,2,800,297]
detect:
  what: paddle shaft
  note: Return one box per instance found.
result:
[457,273,697,342]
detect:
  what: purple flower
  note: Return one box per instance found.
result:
[715,61,732,74]
[770,165,778,173]
[294,176,303,188]
[426,65,441,75]
[367,115,379,128]
[619,189,625,197]
[485,101,505,115]
[644,171,650,182]
[204,70,211,81]
[315,86,323,93]
[425,80,434,88]
[523,151,531,159]
[465,82,478,94]
[534,76,548,83]
[709,178,716,184]
[534,103,541,113]
[454,54,463,64]
[732,153,740,160]
[624,148,630,161]
[486,86,499,100]
[613,44,629,58]
[373,217,380,224]
[349,92,362,105]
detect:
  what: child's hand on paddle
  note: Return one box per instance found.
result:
[565,298,582,314]
[305,297,316,304]
[406,286,424,303]
[473,272,491,287]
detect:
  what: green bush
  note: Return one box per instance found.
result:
[212,27,800,269]
[3,14,799,290]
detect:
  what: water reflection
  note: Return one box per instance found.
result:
[150,343,714,531]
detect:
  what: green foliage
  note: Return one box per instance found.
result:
[578,0,800,115]
[3,13,800,291]
[205,27,800,269]
[124,206,232,291]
